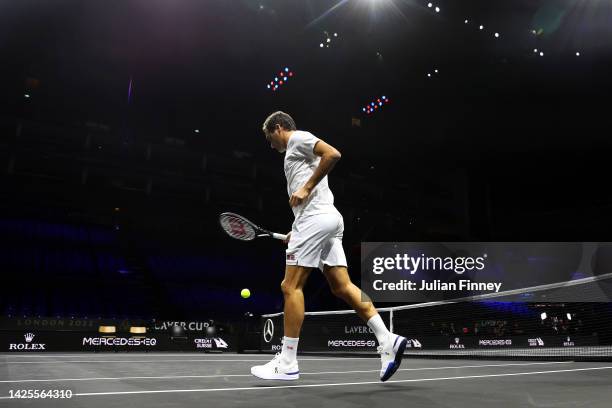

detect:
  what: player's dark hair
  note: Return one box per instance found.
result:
[262,111,297,133]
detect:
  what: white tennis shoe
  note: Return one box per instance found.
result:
[250,353,300,380]
[378,333,408,382]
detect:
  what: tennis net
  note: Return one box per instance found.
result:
[259,273,612,361]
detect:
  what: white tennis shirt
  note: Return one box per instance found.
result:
[283,131,338,218]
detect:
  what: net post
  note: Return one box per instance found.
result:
[389,308,394,333]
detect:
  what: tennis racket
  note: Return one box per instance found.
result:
[219,212,287,241]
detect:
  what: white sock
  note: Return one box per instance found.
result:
[367,314,392,346]
[280,336,299,364]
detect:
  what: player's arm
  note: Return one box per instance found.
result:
[289,140,341,207]
[304,140,341,191]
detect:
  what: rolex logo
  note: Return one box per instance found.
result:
[450,337,465,349]
[9,333,45,351]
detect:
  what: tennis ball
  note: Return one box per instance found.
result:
[241,288,251,299]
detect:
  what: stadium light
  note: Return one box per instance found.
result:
[130,326,147,335]
[363,95,390,115]
[99,325,116,334]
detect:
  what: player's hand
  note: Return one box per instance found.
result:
[283,232,291,245]
[289,186,311,207]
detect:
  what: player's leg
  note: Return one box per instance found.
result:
[323,266,395,345]
[280,265,311,368]
[322,265,407,381]
[318,226,380,326]
[322,265,397,350]
[281,265,312,338]
[322,265,390,339]
[322,265,376,321]
[250,264,311,381]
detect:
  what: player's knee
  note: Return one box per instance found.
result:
[280,280,297,296]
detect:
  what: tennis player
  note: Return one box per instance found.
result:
[251,111,407,381]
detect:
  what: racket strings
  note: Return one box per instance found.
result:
[220,214,256,241]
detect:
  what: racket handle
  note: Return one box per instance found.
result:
[272,233,288,241]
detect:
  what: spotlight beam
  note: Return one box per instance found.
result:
[306,0,351,29]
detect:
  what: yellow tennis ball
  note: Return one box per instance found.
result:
[241,288,251,299]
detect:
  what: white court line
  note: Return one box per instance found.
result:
[0,357,374,365]
[0,353,266,359]
[0,361,574,383]
[1,366,609,399]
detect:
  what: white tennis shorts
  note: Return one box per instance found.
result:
[285,211,347,270]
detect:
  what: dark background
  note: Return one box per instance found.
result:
[1,0,611,322]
